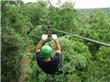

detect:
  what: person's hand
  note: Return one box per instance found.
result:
[51,34,57,40]
[41,34,48,41]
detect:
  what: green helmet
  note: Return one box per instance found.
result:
[40,45,54,58]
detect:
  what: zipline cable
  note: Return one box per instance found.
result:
[50,28,110,47]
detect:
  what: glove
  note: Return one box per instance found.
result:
[41,34,48,40]
[51,34,57,40]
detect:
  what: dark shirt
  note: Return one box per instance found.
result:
[36,52,61,74]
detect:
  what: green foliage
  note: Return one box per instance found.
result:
[1,1,110,82]
[96,47,110,81]
[28,25,45,44]
[1,1,33,82]
[1,27,22,82]
[87,46,110,82]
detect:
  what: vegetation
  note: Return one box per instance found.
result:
[1,1,110,82]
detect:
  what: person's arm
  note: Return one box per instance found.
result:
[54,39,61,54]
[35,34,47,53]
[36,39,45,53]
[52,34,61,54]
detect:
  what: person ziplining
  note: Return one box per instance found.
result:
[35,34,61,74]
[35,27,110,75]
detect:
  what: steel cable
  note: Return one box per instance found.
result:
[50,28,110,47]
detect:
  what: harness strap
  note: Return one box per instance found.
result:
[47,21,52,46]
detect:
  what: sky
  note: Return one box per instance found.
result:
[22,0,110,9]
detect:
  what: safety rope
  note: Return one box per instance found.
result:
[50,28,110,47]
[47,21,52,46]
